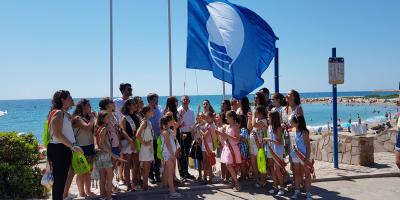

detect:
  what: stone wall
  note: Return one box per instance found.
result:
[373,130,398,152]
[311,132,374,166]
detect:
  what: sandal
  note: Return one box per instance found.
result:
[233,183,241,192]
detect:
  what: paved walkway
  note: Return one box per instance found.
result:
[117,177,400,200]
[43,152,399,199]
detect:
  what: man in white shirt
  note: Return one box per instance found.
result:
[177,95,196,179]
[114,83,132,121]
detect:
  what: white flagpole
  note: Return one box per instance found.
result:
[109,0,114,99]
[222,81,226,99]
[168,0,173,96]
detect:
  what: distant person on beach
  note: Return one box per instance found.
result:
[147,93,163,183]
[47,90,83,200]
[71,99,96,197]
[348,119,352,132]
[177,95,196,179]
[259,87,273,111]
[114,83,133,121]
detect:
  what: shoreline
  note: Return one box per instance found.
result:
[302,96,399,107]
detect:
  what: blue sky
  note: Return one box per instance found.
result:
[0,0,399,100]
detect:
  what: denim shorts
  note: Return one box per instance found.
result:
[395,131,400,151]
[112,147,121,156]
[80,144,95,157]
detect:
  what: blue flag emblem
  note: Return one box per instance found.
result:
[186,0,278,99]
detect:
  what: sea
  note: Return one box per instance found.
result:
[0,91,398,143]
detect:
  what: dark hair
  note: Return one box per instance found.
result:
[255,105,267,119]
[121,99,136,116]
[160,115,174,130]
[240,97,251,114]
[147,93,159,103]
[133,96,143,104]
[99,97,113,111]
[290,89,301,106]
[221,100,231,113]
[73,99,90,119]
[226,110,240,124]
[96,110,109,127]
[238,114,247,129]
[203,99,215,113]
[272,93,287,107]
[291,115,309,134]
[269,111,281,134]
[119,83,132,93]
[259,87,270,97]
[255,92,267,107]
[141,106,152,116]
[50,90,70,111]
[204,111,214,118]
[164,96,178,120]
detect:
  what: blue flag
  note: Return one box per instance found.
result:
[186,0,278,99]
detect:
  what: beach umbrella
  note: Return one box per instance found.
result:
[341,122,352,128]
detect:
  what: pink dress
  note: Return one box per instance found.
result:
[221,124,242,165]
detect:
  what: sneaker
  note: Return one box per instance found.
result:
[169,192,183,199]
[277,189,285,196]
[291,190,301,199]
[306,192,313,200]
[118,180,124,186]
[268,188,276,194]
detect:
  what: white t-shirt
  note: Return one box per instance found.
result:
[114,97,128,122]
[178,106,195,133]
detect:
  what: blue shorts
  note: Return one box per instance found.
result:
[80,144,95,157]
[395,131,400,151]
[112,147,121,156]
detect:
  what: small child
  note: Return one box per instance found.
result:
[160,114,183,198]
[94,111,126,200]
[200,112,216,184]
[238,115,249,181]
[136,106,154,190]
[289,116,313,200]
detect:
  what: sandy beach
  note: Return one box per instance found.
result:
[302,96,399,107]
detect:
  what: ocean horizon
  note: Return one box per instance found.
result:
[0,91,398,143]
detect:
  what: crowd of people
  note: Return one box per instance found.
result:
[46,83,314,200]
